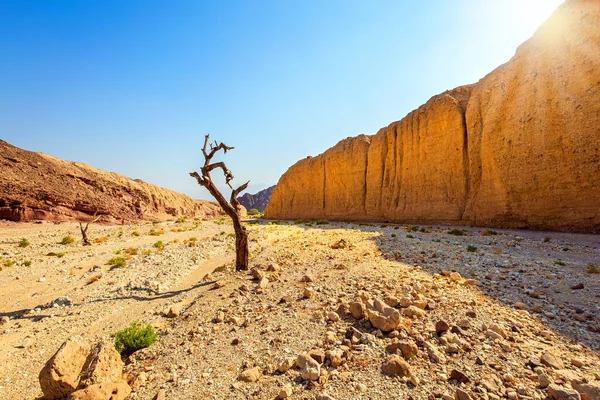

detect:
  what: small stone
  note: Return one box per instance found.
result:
[316,394,336,400]
[211,280,225,290]
[435,320,450,334]
[278,384,293,399]
[514,302,528,310]
[547,384,581,400]
[303,287,314,299]
[541,352,565,370]
[326,348,345,368]
[538,371,554,389]
[267,263,281,272]
[0,316,9,325]
[309,349,326,364]
[276,356,295,373]
[238,367,261,382]
[301,274,315,283]
[349,302,365,319]
[154,389,166,400]
[214,311,225,323]
[455,388,473,400]
[571,283,584,290]
[296,353,320,381]
[572,381,600,400]
[252,268,264,280]
[257,277,269,289]
[450,369,470,384]
[382,355,412,377]
[166,303,182,318]
[403,305,426,319]
[327,311,340,322]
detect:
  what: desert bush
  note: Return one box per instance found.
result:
[61,236,75,245]
[466,245,478,252]
[448,229,466,236]
[316,219,329,225]
[153,241,164,250]
[107,256,126,268]
[247,208,261,216]
[3,259,15,268]
[586,264,599,274]
[111,321,157,357]
[175,217,186,223]
[124,248,138,256]
[553,260,566,266]
[23,260,32,267]
[406,234,415,239]
[391,233,397,238]
[132,231,140,237]
[543,236,551,243]
[18,238,30,248]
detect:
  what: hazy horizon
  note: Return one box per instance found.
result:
[0,0,563,200]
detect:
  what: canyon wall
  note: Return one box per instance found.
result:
[0,140,220,222]
[265,0,600,232]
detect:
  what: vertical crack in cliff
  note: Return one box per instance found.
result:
[459,98,471,222]
[363,139,371,215]
[322,157,327,214]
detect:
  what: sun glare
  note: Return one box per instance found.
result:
[502,0,566,36]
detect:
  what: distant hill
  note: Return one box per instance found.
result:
[0,139,220,222]
[237,185,275,212]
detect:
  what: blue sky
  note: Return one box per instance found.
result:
[0,0,563,199]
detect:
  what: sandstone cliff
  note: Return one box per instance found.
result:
[237,185,275,212]
[265,0,600,233]
[0,140,220,222]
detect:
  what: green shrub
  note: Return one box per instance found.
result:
[554,260,566,266]
[189,237,198,242]
[61,236,75,245]
[18,238,30,248]
[316,219,329,225]
[406,234,415,239]
[132,231,140,237]
[391,233,397,238]
[111,321,157,357]
[543,236,551,243]
[23,260,32,267]
[247,208,261,216]
[466,245,478,252]
[3,259,15,268]
[448,229,466,236]
[107,257,126,268]
[175,217,186,224]
[153,241,164,250]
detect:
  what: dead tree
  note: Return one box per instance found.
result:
[190,134,250,271]
[79,210,101,246]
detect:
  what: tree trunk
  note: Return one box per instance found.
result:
[233,220,248,271]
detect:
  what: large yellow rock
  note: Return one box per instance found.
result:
[39,336,91,400]
[265,0,600,233]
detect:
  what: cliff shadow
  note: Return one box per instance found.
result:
[264,219,600,351]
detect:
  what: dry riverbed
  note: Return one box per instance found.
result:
[0,219,599,400]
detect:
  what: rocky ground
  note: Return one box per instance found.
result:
[0,219,599,399]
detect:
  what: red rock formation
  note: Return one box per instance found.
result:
[0,140,220,222]
[265,0,600,233]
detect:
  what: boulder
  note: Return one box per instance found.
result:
[39,336,91,399]
[367,299,402,332]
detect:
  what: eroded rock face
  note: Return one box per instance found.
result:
[265,0,600,233]
[0,140,220,223]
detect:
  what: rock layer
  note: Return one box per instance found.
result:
[265,0,600,233]
[0,140,220,222]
